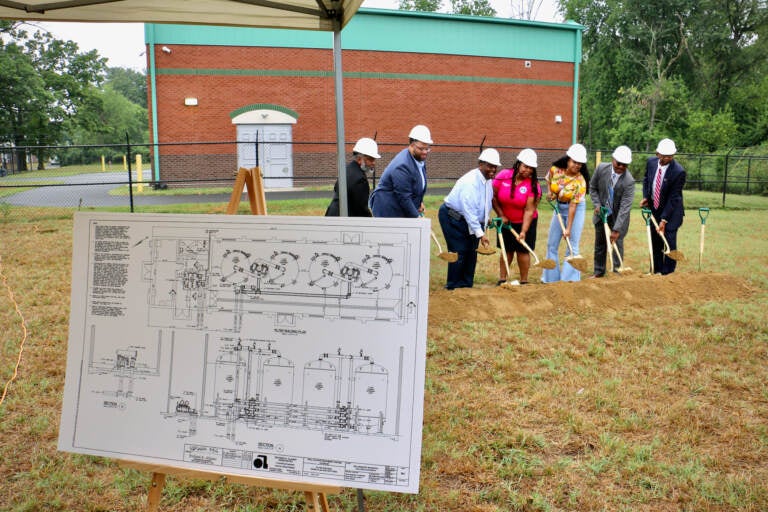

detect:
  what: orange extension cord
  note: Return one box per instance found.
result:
[0,255,27,407]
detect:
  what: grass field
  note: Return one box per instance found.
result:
[1,190,767,511]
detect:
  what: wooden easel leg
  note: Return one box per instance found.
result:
[304,491,330,512]
[146,472,166,512]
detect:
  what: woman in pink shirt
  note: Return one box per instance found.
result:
[492,148,541,285]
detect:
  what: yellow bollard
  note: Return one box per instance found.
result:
[595,151,602,166]
[123,155,127,171]
[136,154,143,193]
[101,155,106,171]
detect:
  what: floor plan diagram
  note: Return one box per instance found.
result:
[60,212,430,493]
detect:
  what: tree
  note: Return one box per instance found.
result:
[561,0,768,151]
[510,0,548,20]
[106,67,147,108]
[450,0,496,16]
[399,0,495,16]
[399,0,443,11]
[0,24,106,169]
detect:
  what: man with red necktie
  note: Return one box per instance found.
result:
[640,138,686,275]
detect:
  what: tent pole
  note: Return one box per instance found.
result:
[333,27,348,217]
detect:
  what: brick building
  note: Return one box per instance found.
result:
[145,8,583,187]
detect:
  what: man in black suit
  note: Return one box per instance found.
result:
[640,138,686,274]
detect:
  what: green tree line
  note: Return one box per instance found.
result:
[0,20,147,171]
[560,0,768,153]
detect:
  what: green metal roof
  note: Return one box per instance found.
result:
[145,8,583,63]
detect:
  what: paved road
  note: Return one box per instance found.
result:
[1,172,451,208]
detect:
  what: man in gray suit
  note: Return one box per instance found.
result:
[589,145,635,277]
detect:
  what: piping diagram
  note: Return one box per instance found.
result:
[60,213,430,494]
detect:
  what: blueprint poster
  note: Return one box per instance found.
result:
[59,212,430,493]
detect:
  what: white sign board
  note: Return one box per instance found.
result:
[59,212,430,493]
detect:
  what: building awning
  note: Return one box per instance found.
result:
[0,0,362,31]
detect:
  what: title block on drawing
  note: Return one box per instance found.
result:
[59,212,430,494]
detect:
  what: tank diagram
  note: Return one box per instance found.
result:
[59,212,430,494]
[142,226,416,331]
[166,337,398,443]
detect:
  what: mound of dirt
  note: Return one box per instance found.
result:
[428,272,754,323]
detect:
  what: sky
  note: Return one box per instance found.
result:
[29,0,561,71]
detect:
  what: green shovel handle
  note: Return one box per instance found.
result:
[599,205,610,224]
[641,207,652,226]
[698,207,710,224]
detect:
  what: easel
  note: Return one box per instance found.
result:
[226,166,268,215]
[126,167,341,511]
[120,460,340,511]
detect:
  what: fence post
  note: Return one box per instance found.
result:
[697,155,702,191]
[722,147,733,207]
[746,156,752,194]
[126,134,134,213]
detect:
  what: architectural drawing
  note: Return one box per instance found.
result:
[59,213,429,493]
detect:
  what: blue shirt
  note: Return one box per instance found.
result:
[444,168,493,237]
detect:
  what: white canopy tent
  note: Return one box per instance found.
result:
[0,0,363,214]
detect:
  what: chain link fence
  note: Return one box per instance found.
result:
[1,141,766,222]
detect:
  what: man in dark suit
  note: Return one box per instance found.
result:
[640,138,686,274]
[589,145,635,277]
[369,125,432,218]
[324,137,380,217]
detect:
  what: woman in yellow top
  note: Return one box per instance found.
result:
[542,143,590,282]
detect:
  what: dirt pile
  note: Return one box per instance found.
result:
[428,272,754,323]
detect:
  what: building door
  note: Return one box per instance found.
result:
[236,124,293,188]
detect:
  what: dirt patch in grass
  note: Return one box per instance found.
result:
[428,272,754,324]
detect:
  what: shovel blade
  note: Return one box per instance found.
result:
[566,255,588,273]
[439,252,459,263]
[539,259,557,270]
[476,246,496,255]
[665,250,685,261]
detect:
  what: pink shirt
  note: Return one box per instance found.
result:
[493,169,540,223]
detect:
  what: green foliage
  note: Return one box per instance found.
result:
[563,0,768,152]
[398,0,495,16]
[106,67,147,108]
[0,25,148,169]
[399,0,442,11]
[450,0,496,16]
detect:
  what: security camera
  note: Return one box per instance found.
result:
[161,46,172,54]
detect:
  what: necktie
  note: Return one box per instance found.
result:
[653,167,663,209]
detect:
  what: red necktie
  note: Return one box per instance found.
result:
[653,167,663,209]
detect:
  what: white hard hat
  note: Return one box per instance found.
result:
[656,138,677,155]
[478,148,501,167]
[517,148,538,168]
[408,124,433,144]
[566,143,588,164]
[612,145,632,164]
[352,137,380,159]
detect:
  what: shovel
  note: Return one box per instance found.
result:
[504,222,556,270]
[698,207,710,271]
[493,219,519,287]
[599,206,614,274]
[476,221,496,255]
[641,208,654,274]
[420,212,458,263]
[649,214,685,261]
[430,230,458,263]
[611,241,632,274]
[547,199,588,273]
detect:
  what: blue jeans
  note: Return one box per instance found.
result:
[542,200,586,283]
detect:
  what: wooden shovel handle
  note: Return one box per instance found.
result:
[506,224,540,265]
[648,215,672,254]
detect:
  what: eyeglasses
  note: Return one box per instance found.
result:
[614,161,628,168]
[412,143,431,153]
